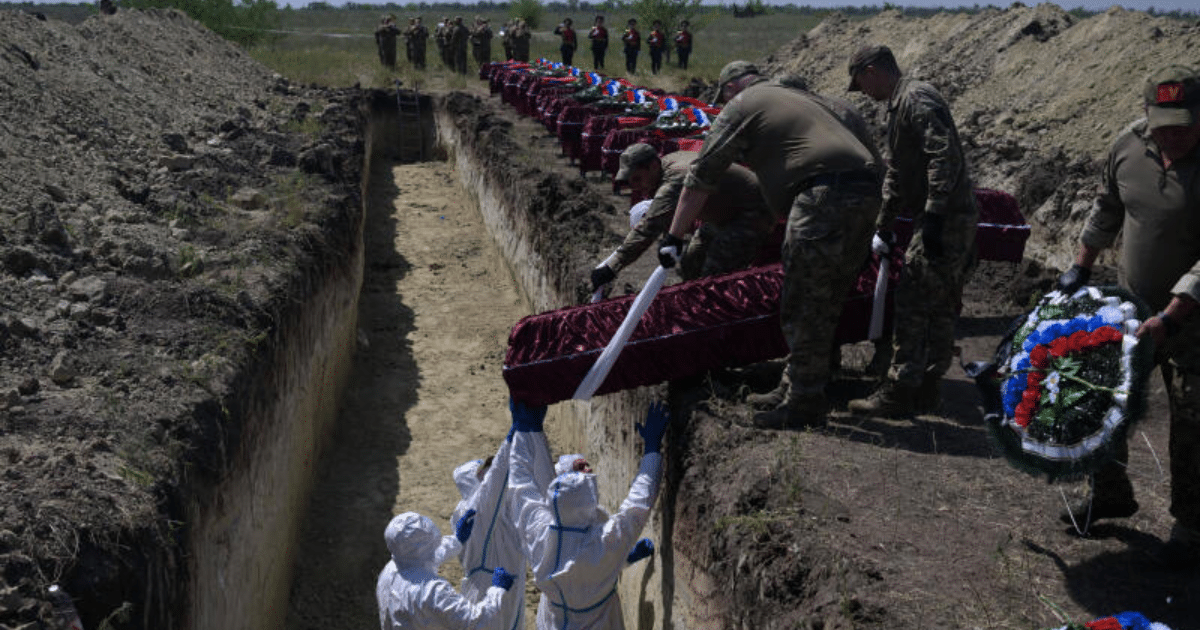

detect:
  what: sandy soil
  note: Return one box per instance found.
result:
[286,157,572,629]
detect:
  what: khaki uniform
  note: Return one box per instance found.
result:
[1079,118,1200,530]
[471,23,492,66]
[611,152,774,280]
[451,22,470,74]
[878,76,978,388]
[510,23,531,62]
[501,21,514,61]
[686,80,881,396]
[375,22,400,68]
[409,24,428,68]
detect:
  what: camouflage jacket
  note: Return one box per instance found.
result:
[612,152,771,272]
[879,77,976,237]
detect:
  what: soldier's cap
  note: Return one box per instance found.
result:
[1144,65,1200,129]
[847,44,895,92]
[614,144,659,182]
[716,60,760,101]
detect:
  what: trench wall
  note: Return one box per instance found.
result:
[434,98,712,630]
[179,120,369,630]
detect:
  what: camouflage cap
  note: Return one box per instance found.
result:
[716,60,759,102]
[615,143,659,182]
[847,44,894,92]
[1143,64,1200,129]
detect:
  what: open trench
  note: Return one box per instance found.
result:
[278,92,683,630]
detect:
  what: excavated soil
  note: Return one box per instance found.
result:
[2,4,1200,630]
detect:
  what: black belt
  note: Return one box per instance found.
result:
[801,170,878,190]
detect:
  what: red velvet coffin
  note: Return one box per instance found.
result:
[556,105,600,160]
[502,188,1028,405]
[890,188,1029,263]
[503,253,903,406]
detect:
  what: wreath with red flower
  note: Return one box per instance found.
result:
[985,286,1154,481]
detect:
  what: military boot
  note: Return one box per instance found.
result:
[745,373,790,410]
[847,380,916,418]
[743,393,828,430]
[915,374,942,414]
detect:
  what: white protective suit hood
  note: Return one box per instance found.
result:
[385,512,444,571]
[549,471,604,530]
[453,458,484,501]
[554,454,586,476]
[629,199,652,229]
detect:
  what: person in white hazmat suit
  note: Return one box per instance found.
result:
[507,398,668,629]
[375,511,517,630]
[450,433,556,630]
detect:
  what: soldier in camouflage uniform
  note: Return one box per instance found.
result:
[451,16,470,75]
[589,145,774,293]
[661,61,881,429]
[409,17,428,70]
[844,45,978,418]
[510,18,532,63]
[471,17,493,67]
[375,15,401,69]
[1054,65,1200,569]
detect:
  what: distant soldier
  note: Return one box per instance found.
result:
[647,19,665,75]
[98,0,116,15]
[452,16,470,75]
[501,20,514,61]
[375,15,400,69]
[621,18,640,75]
[588,15,608,70]
[471,17,493,67]
[410,16,429,70]
[437,16,452,68]
[554,18,577,67]
[403,17,416,64]
[510,18,532,63]
[674,20,692,70]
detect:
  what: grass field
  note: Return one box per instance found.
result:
[247,8,832,92]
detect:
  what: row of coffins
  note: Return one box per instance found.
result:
[482,60,715,179]
[479,60,1032,405]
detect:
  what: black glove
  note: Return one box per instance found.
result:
[1056,264,1092,294]
[871,230,896,256]
[921,213,944,259]
[590,265,616,292]
[657,234,684,269]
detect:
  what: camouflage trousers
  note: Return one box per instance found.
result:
[1094,361,1200,532]
[678,212,773,282]
[780,179,880,397]
[888,232,976,388]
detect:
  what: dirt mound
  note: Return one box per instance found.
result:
[0,8,362,628]
[762,4,1200,272]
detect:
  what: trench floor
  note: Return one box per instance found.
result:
[284,157,566,629]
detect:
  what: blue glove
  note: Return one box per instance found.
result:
[626,538,654,564]
[921,213,944,259]
[492,567,516,591]
[509,397,547,433]
[637,402,669,454]
[455,509,476,544]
